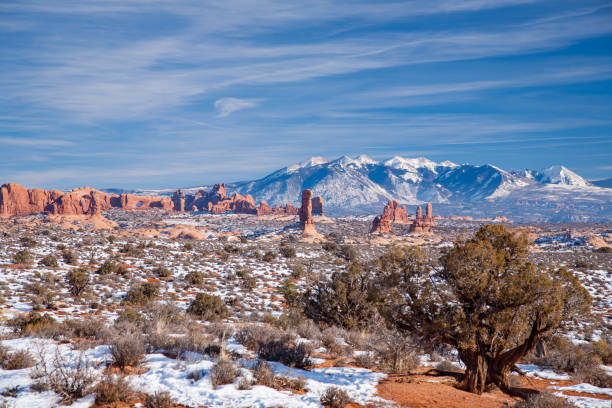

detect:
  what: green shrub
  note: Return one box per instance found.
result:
[96,259,127,275]
[187,293,228,321]
[124,283,160,305]
[302,262,378,329]
[66,267,90,297]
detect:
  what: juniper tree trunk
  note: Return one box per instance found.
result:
[459,350,488,394]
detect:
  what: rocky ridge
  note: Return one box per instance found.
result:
[0,182,324,218]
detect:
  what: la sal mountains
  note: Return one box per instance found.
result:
[114,155,612,222]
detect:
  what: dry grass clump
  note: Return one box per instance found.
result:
[210,358,238,388]
[369,329,420,374]
[235,325,311,368]
[0,345,35,370]
[185,270,204,286]
[30,351,97,404]
[514,392,576,408]
[252,360,305,391]
[153,266,172,278]
[8,312,57,337]
[39,254,58,267]
[13,249,33,264]
[320,386,351,408]
[109,331,146,369]
[96,258,128,275]
[145,391,174,408]
[94,374,136,404]
[531,335,612,387]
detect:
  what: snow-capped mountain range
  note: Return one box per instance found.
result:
[107,155,611,221]
[223,155,611,221]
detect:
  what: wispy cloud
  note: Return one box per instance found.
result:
[214,98,261,117]
[0,136,74,147]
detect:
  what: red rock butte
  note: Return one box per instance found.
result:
[408,202,435,234]
[371,200,434,234]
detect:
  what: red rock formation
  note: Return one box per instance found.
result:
[172,189,186,212]
[299,189,317,235]
[255,201,299,216]
[0,183,175,217]
[1,181,306,218]
[312,196,324,216]
[370,214,391,234]
[118,193,173,211]
[370,200,408,233]
[409,203,435,234]
[0,183,57,216]
[180,184,299,216]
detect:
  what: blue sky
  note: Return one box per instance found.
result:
[1,0,611,189]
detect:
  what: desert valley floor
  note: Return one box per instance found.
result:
[0,210,610,408]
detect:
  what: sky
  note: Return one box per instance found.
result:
[1,0,612,189]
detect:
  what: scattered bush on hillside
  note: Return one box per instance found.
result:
[185,270,204,286]
[62,249,77,265]
[302,262,379,330]
[39,254,58,267]
[124,282,160,305]
[187,293,228,321]
[13,249,33,264]
[66,267,90,297]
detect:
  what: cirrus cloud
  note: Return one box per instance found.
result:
[214,97,261,117]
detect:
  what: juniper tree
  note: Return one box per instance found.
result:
[301,262,379,330]
[377,225,591,398]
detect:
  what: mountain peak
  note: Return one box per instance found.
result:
[333,154,378,167]
[537,165,589,187]
[384,156,438,172]
[286,156,329,173]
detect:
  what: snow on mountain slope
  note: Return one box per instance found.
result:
[384,156,438,172]
[535,165,590,187]
[286,156,329,174]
